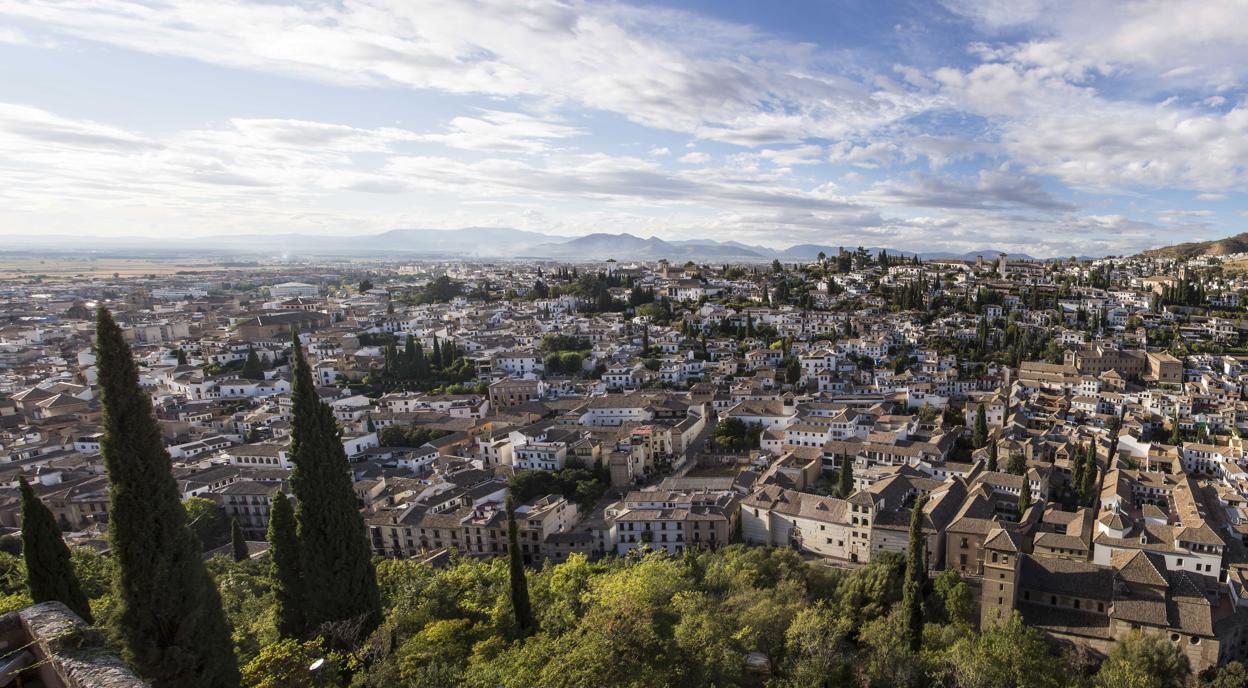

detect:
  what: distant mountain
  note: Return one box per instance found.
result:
[1140,232,1248,260]
[524,233,767,260]
[0,227,1040,262]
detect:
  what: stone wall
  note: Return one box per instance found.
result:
[8,602,148,688]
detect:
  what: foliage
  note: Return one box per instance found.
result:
[506,497,536,636]
[508,464,609,512]
[267,491,303,640]
[95,307,240,688]
[713,417,761,452]
[231,518,249,562]
[539,334,590,353]
[378,425,451,448]
[288,335,381,640]
[185,496,230,550]
[241,637,341,688]
[1095,630,1191,688]
[20,478,93,622]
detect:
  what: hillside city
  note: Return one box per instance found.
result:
[6,247,1248,686]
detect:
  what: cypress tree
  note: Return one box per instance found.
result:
[413,341,429,381]
[267,491,303,638]
[1017,481,1032,516]
[987,441,999,472]
[401,335,417,379]
[20,478,93,623]
[242,348,263,380]
[973,405,988,449]
[506,496,536,636]
[230,518,248,562]
[1082,461,1099,508]
[1072,444,1087,503]
[95,307,239,688]
[288,335,380,639]
[903,495,929,652]
[431,337,442,371]
[837,452,854,498]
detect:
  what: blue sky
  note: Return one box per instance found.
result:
[0,0,1245,256]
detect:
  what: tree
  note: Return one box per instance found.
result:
[1201,661,1248,688]
[1082,459,1099,508]
[230,518,249,562]
[986,441,999,472]
[1017,481,1032,516]
[184,496,230,550]
[931,569,973,626]
[946,612,1066,688]
[241,637,339,688]
[785,357,801,386]
[243,348,264,380]
[837,452,854,498]
[266,491,303,639]
[1095,630,1190,688]
[1007,450,1027,476]
[973,405,988,449]
[901,495,927,652]
[94,307,240,688]
[19,478,93,623]
[506,496,536,636]
[287,334,380,640]
[1169,418,1182,446]
[358,278,373,293]
[1072,444,1087,502]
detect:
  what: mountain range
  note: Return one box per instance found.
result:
[1139,232,1248,260]
[0,227,1033,262]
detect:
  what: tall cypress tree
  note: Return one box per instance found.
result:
[903,495,929,652]
[230,518,248,562]
[20,478,93,623]
[987,441,999,472]
[288,335,380,639]
[1017,481,1032,516]
[973,405,988,449]
[413,341,429,381]
[95,307,239,688]
[837,451,854,498]
[267,491,303,638]
[1082,461,1099,508]
[1072,444,1087,503]
[506,496,535,636]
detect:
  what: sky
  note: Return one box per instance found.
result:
[0,0,1245,257]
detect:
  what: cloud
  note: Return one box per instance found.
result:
[863,169,1076,212]
[678,152,710,164]
[648,146,671,156]
[933,48,1248,193]
[2,0,930,146]
[759,144,824,167]
[418,109,584,153]
[944,0,1248,91]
